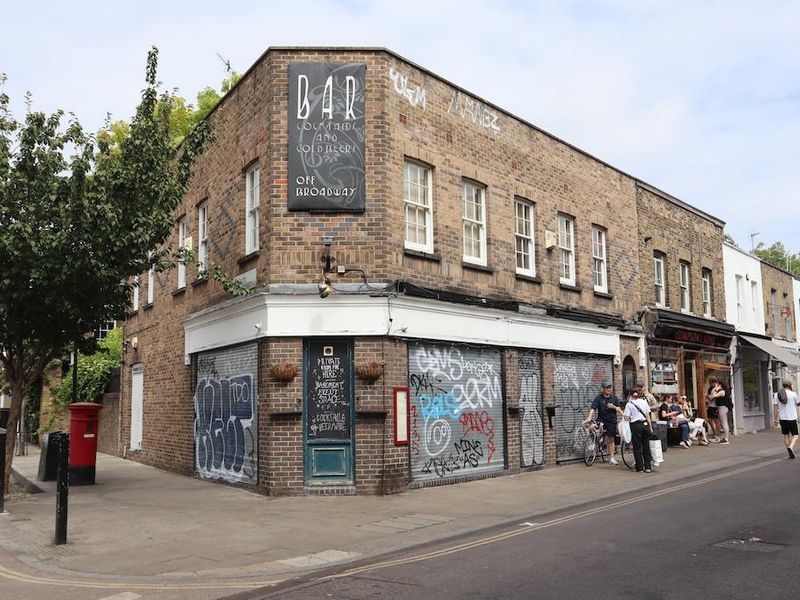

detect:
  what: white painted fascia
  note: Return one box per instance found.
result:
[183,293,622,360]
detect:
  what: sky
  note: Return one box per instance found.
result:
[2,0,798,253]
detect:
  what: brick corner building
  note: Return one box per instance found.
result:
[120,47,729,495]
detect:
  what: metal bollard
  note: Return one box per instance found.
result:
[0,427,6,514]
[54,432,69,545]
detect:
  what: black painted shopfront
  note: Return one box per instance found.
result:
[642,309,736,420]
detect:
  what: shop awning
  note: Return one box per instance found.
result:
[740,335,800,368]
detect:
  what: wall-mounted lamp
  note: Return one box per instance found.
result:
[318,275,334,298]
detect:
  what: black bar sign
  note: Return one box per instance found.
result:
[288,62,366,212]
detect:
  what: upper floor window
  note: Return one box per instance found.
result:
[653,252,666,307]
[177,218,187,289]
[735,275,744,325]
[514,198,535,277]
[783,293,792,340]
[147,252,155,305]
[557,214,575,286]
[404,160,433,253]
[198,202,209,275]
[132,276,140,311]
[591,226,607,293]
[679,261,691,312]
[701,269,712,318]
[95,320,116,340]
[770,289,780,336]
[462,180,487,265]
[245,165,260,254]
[751,281,759,326]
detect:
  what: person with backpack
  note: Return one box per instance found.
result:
[772,380,800,459]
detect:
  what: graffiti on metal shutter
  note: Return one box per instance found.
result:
[408,342,504,483]
[519,352,544,467]
[194,344,258,483]
[553,355,612,463]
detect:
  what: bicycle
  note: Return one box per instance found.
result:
[582,422,609,466]
[584,421,635,470]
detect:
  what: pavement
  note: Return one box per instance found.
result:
[0,431,789,587]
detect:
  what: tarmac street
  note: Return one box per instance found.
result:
[0,430,792,598]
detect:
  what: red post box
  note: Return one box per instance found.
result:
[68,402,103,485]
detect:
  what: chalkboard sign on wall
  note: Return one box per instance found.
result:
[288,62,366,212]
[307,342,351,440]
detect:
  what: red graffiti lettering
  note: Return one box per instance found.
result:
[458,410,496,463]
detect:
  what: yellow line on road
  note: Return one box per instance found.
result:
[0,457,781,590]
[325,458,783,580]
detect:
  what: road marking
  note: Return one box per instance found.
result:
[323,458,784,580]
[0,457,782,590]
[98,593,143,600]
[278,550,360,568]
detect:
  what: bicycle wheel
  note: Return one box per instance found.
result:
[583,431,597,466]
[598,435,609,463]
[619,439,635,470]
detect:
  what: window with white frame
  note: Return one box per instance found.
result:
[245,165,260,254]
[198,202,208,275]
[770,289,780,336]
[95,320,116,340]
[462,180,487,265]
[735,275,744,325]
[702,269,712,317]
[557,214,575,286]
[147,253,155,305]
[177,218,187,289]
[514,198,535,276]
[751,281,759,326]
[653,253,666,307]
[679,261,691,312]
[591,226,607,293]
[404,160,433,253]
[783,293,792,339]
[132,276,140,311]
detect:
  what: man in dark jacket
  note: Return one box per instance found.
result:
[583,379,623,464]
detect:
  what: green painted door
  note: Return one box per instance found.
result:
[304,338,354,485]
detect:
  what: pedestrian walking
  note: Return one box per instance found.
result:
[623,391,653,473]
[772,380,800,459]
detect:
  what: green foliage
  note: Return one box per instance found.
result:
[754,241,800,276]
[54,329,122,406]
[0,48,213,485]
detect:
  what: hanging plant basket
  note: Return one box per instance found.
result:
[356,360,385,382]
[269,362,298,382]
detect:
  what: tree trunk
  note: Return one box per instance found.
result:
[2,385,23,494]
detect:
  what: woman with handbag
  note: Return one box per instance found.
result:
[623,391,653,473]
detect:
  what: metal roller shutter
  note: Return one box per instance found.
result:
[194,343,258,484]
[553,354,612,463]
[519,352,544,467]
[408,342,504,484]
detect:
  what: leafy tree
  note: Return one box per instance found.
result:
[0,48,213,491]
[754,241,800,276]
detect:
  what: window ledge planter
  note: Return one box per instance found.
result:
[355,360,385,383]
[269,362,298,382]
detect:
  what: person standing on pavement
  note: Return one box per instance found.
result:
[772,380,800,459]
[623,391,653,473]
[708,377,732,444]
[583,379,623,465]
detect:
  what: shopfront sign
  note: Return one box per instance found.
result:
[654,325,730,349]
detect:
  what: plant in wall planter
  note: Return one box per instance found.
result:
[268,362,298,382]
[355,360,385,383]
